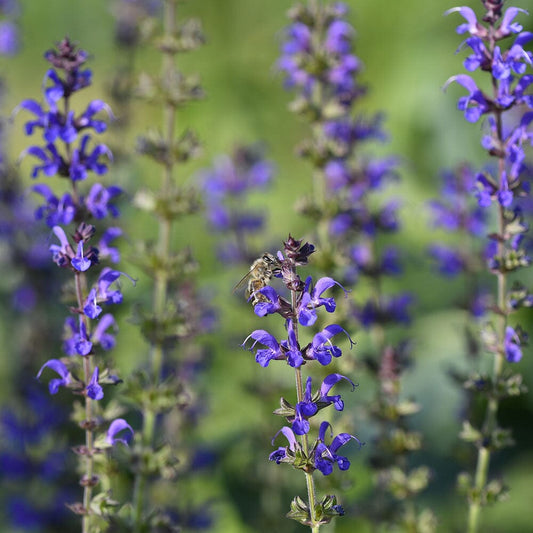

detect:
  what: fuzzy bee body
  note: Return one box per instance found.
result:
[233,253,281,304]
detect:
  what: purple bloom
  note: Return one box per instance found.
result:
[0,20,18,55]
[71,241,92,272]
[325,20,354,55]
[32,184,75,227]
[69,135,112,181]
[319,373,356,411]
[314,421,362,476]
[62,316,93,356]
[269,426,298,464]
[83,268,127,319]
[298,276,347,327]
[86,366,104,400]
[49,225,74,268]
[36,359,70,394]
[106,419,134,446]
[280,319,304,368]
[444,74,492,123]
[92,314,117,351]
[242,329,283,367]
[292,377,317,435]
[23,144,62,178]
[85,183,122,219]
[253,286,282,317]
[306,324,353,365]
[97,227,122,263]
[428,244,465,277]
[504,326,522,362]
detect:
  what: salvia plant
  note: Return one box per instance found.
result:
[241,235,362,531]
[278,1,434,529]
[16,38,134,532]
[444,1,532,531]
[2,0,533,532]
[116,1,214,530]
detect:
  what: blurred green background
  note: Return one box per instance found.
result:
[1,0,533,532]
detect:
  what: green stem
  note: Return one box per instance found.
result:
[466,105,507,533]
[75,271,94,533]
[291,289,319,532]
[133,1,178,528]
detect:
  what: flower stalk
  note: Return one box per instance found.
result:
[445,3,532,531]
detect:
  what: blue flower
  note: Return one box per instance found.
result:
[292,377,317,435]
[0,20,18,56]
[91,314,117,350]
[314,421,362,476]
[83,268,127,318]
[306,324,353,365]
[71,241,92,272]
[428,244,465,277]
[504,326,522,362]
[298,276,347,327]
[269,426,298,464]
[85,183,122,219]
[242,329,283,367]
[444,74,491,123]
[319,373,356,411]
[62,316,93,356]
[86,366,104,400]
[36,359,71,394]
[69,134,112,181]
[253,286,282,316]
[97,227,122,263]
[32,184,75,227]
[106,418,134,446]
[280,319,304,368]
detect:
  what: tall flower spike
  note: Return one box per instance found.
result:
[446,4,532,532]
[18,37,132,531]
[242,237,360,530]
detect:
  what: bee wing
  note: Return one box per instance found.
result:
[232,269,253,293]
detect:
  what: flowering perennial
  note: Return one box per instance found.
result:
[445,2,532,531]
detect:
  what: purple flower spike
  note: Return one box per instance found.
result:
[36,359,71,395]
[106,419,134,446]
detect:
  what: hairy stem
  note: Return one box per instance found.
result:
[133,0,177,528]
[467,102,507,533]
[291,287,319,531]
[75,271,94,533]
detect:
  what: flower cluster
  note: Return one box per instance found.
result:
[278,1,408,326]
[200,143,275,263]
[242,236,362,528]
[445,3,532,531]
[17,38,133,527]
[279,3,435,530]
[428,164,489,315]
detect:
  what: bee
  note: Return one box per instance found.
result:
[233,252,282,304]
